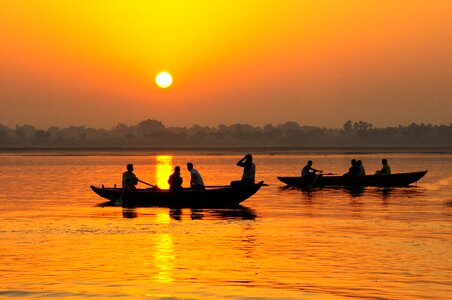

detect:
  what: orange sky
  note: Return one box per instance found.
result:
[1,0,451,129]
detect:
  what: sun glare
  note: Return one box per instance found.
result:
[155,72,173,88]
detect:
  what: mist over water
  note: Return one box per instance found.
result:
[0,149,451,299]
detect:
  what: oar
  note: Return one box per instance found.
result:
[311,171,323,186]
[205,183,270,188]
[204,185,230,188]
[138,179,157,188]
[115,179,156,206]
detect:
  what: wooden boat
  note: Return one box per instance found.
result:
[277,171,428,188]
[91,181,265,208]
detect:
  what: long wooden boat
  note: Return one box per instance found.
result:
[91,181,264,208]
[277,171,427,188]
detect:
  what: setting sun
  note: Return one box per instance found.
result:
[155,72,173,88]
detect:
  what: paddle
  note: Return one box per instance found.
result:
[204,183,270,188]
[115,179,157,206]
[138,179,158,188]
[204,185,231,188]
[311,171,323,186]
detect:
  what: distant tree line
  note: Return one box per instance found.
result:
[0,119,451,147]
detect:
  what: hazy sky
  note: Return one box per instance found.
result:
[1,0,451,129]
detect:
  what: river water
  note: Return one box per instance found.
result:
[0,149,451,299]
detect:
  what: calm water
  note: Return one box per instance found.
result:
[0,150,451,299]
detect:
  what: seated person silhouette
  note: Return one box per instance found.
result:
[301,160,321,177]
[168,166,183,191]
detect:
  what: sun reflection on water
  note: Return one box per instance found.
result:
[155,155,173,189]
[152,233,175,283]
[156,212,171,224]
[150,210,175,283]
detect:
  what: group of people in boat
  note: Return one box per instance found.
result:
[343,159,366,177]
[301,158,391,178]
[122,154,393,191]
[167,163,205,191]
[122,154,256,192]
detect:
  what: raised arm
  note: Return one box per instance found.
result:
[237,156,247,167]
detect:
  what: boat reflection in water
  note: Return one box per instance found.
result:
[122,208,138,218]
[121,205,256,220]
[169,206,257,221]
[285,185,426,201]
[341,186,366,197]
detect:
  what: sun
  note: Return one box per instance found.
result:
[155,72,173,88]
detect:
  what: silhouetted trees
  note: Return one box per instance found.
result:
[0,119,451,147]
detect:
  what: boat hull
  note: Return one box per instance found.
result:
[277,171,427,187]
[91,182,264,208]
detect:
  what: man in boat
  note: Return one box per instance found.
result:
[344,159,360,177]
[122,163,138,191]
[235,154,256,185]
[301,160,321,177]
[356,160,366,177]
[187,162,205,190]
[375,159,391,175]
[168,166,183,191]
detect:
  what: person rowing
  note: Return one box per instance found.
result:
[122,163,138,191]
[117,163,139,205]
[301,160,322,177]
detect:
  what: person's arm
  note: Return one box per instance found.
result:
[310,166,320,173]
[237,156,247,167]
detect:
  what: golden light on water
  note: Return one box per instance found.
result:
[155,212,171,224]
[152,233,175,283]
[155,155,173,189]
[1,154,451,298]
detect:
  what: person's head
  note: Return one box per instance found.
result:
[245,153,253,162]
[307,160,313,166]
[357,160,362,166]
[187,162,193,171]
[382,159,388,165]
[174,166,180,173]
[127,163,133,172]
[351,159,357,165]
